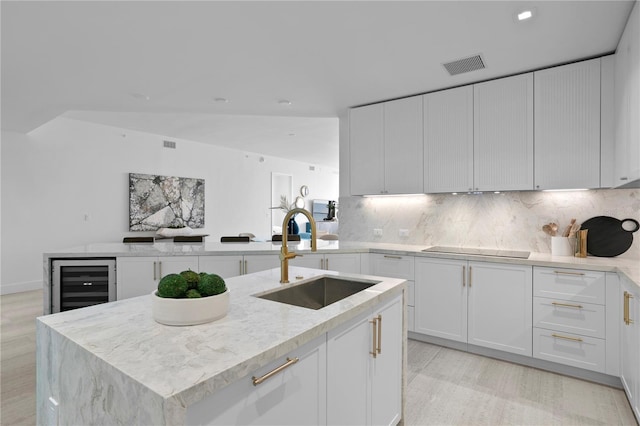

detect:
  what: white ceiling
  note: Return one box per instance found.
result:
[1,1,635,169]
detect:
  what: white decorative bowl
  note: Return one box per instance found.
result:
[151,290,229,326]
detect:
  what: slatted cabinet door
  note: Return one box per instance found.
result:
[534,58,601,189]
[473,73,534,191]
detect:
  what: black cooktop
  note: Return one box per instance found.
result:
[422,246,530,259]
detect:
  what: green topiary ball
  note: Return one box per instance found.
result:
[185,289,202,298]
[157,274,188,298]
[198,274,227,297]
[180,269,200,290]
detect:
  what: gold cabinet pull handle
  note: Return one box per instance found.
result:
[469,266,472,288]
[376,314,382,354]
[462,266,466,287]
[624,291,635,325]
[551,302,583,309]
[384,255,402,260]
[239,260,243,276]
[153,261,157,281]
[325,259,329,270]
[551,333,583,342]
[244,260,248,275]
[159,261,162,278]
[252,357,299,386]
[553,270,585,276]
[370,317,378,358]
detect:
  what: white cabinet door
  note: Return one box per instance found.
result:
[467,262,533,356]
[186,334,327,426]
[116,256,198,300]
[370,296,403,426]
[473,73,534,191]
[325,253,361,274]
[384,96,424,194]
[116,256,157,300]
[423,86,474,193]
[243,254,280,275]
[414,258,468,343]
[327,294,403,426]
[534,58,601,190]
[327,307,371,426]
[157,256,199,277]
[614,2,640,186]
[350,104,385,195]
[290,253,324,270]
[199,255,244,279]
[621,277,640,421]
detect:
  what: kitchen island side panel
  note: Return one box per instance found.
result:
[36,318,182,426]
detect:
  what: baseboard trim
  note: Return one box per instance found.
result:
[408,331,622,389]
[1,280,42,295]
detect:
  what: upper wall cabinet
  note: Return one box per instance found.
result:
[423,86,474,193]
[614,1,640,187]
[349,103,384,195]
[534,58,602,190]
[473,73,534,191]
[350,96,423,195]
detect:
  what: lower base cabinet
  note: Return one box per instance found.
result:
[415,258,532,356]
[116,256,199,300]
[289,253,362,274]
[185,334,328,425]
[184,294,403,426]
[327,295,403,426]
[621,276,640,422]
[467,262,533,356]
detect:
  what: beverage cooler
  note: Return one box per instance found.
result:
[51,259,116,313]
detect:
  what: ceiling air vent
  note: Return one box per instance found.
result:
[442,54,486,76]
[163,140,176,149]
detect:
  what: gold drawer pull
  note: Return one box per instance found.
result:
[383,255,402,260]
[553,270,585,276]
[551,302,583,309]
[551,333,583,343]
[252,357,299,386]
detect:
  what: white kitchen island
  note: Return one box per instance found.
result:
[36,266,407,425]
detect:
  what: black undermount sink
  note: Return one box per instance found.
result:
[255,276,380,310]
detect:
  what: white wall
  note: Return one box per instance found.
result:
[0,117,338,294]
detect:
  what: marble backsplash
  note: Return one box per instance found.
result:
[338,188,640,259]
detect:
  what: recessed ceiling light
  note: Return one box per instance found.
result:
[213,97,229,103]
[517,10,533,21]
[288,133,296,137]
[278,99,292,106]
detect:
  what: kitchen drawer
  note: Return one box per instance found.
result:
[533,267,605,305]
[533,297,605,339]
[533,327,605,373]
[369,253,415,281]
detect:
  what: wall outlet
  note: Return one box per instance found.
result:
[373,228,383,237]
[399,229,409,237]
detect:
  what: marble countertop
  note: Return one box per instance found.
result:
[37,266,405,423]
[44,240,640,288]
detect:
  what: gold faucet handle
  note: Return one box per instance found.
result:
[280,251,299,261]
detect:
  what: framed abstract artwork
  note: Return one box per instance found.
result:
[129,173,205,231]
